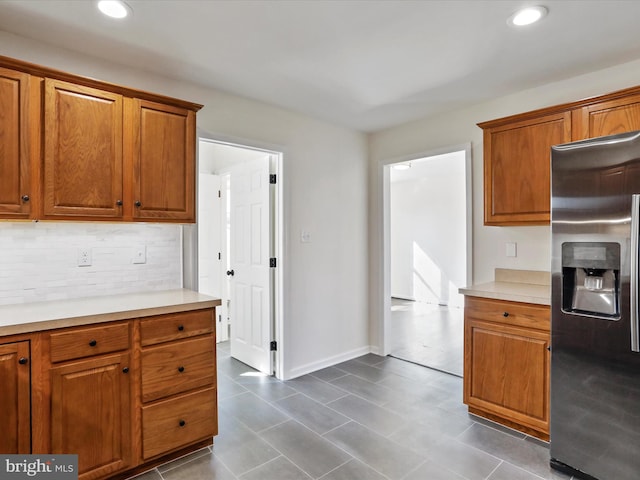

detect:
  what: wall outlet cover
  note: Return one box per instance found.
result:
[506,242,517,257]
[133,245,147,264]
[77,248,92,267]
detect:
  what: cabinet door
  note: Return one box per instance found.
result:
[0,341,30,453]
[483,112,571,225]
[131,99,195,222]
[0,68,33,218]
[464,318,549,435]
[44,79,123,219]
[573,93,640,140]
[51,353,131,480]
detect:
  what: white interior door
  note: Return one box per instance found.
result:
[228,157,271,374]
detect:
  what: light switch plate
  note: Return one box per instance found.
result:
[133,245,147,264]
[506,242,517,257]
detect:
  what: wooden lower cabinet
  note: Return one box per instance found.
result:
[50,353,132,480]
[0,340,31,453]
[463,296,550,440]
[0,306,218,479]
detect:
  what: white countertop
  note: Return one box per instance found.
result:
[459,281,550,305]
[0,289,221,336]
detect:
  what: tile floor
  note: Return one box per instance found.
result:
[388,298,464,377]
[130,342,573,480]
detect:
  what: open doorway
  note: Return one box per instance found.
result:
[382,146,471,377]
[197,138,283,378]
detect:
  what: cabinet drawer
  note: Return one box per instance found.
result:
[141,336,215,402]
[140,309,214,346]
[142,387,217,459]
[50,322,130,363]
[465,296,549,331]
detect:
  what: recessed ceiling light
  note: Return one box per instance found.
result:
[97,0,132,19]
[507,6,548,27]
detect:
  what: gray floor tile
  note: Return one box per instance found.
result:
[457,423,564,480]
[217,375,249,400]
[260,420,352,478]
[211,415,281,476]
[274,393,350,435]
[241,378,298,402]
[327,394,406,437]
[423,437,502,480]
[310,366,349,382]
[487,461,547,480]
[389,408,474,454]
[318,458,387,480]
[239,456,312,480]
[403,459,468,480]
[351,353,387,366]
[332,359,393,383]
[324,421,425,479]
[219,391,289,432]
[285,375,348,404]
[157,447,212,473]
[160,452,237,480]
[329,374,402,406]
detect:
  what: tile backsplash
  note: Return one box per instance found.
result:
[0,222,183,305]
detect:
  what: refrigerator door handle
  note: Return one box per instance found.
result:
[631,194,640,352]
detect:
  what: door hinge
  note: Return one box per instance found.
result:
[270,341,277,351]
[270,258,277,268]
[269,174,277,184]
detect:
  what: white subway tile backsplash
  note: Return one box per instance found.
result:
[0,222,183,305]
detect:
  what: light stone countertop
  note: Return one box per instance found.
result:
[459,268,551,306]
[0,289,221,336]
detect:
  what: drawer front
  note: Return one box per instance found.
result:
[50,322,130,363]
[140,309,214,346]
[142,387,217,459]
[465,296,549,331]
[141,336,215,402]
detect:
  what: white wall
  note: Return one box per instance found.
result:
[0,31,369,380]
[0,222,181,305]
[369,57,640,350]
[390,152,466,307]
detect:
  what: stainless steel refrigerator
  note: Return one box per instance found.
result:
[551,130,640,480]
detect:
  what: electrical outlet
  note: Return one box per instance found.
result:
[506,242,517,257]
[133,245,147,264]
[77,248,92,267]
[300,230,311,243]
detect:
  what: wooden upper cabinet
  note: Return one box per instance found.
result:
[0,341,31,453]
[43,79,124,219]
[0,68,37,219]
[481,111,571,225]
[573,92,640,140]
[131,99,195,222]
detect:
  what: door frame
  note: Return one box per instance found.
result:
[377,143,473,355]
[185,130,285,379]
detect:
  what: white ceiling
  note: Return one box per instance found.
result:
[1,0,640,132]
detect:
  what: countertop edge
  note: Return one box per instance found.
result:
[459,281,551,306]
[0,290,222,337]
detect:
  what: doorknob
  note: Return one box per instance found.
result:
[226,269,235,276]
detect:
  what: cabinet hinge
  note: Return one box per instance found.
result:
[269,174,277,184]
[270,258,277,268]
[270,341,277,351]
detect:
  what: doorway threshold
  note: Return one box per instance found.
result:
[388,354,462,379]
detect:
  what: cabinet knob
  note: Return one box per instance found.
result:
[18,357,28,365]
[116,199,123,206]
[179,420,186,427]
[122,367,129,373]
[89,339,97,347]
[178,366,185,373]
[178,325,184,332]
[135,201,142,207]
[21,195,30,203]
[503,312,509,317]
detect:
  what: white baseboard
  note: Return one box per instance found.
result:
[283,345,375,380]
